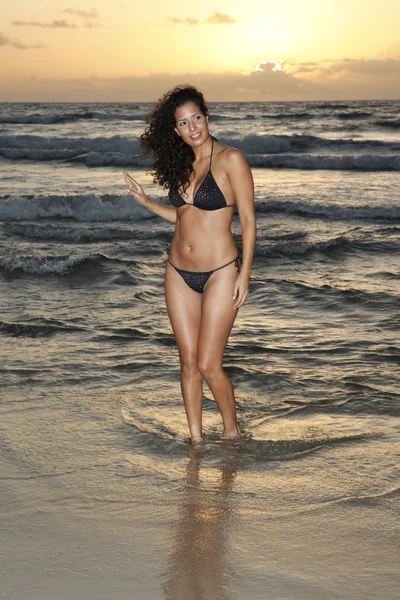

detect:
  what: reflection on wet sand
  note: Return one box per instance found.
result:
[163,444,242,600]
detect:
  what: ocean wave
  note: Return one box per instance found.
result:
[0,133,142,152]
[0,193,155,222]
[1,193,399,225]
[247,153,400,171]
[374,119,400,129]
[4,233,395,273]
[261,112,316,120]
[257,199,400,221]
[255,235,400,261]
[0,319,86,336]
[273,278,400,303]
[4,222,139,242]
[1,133,399,169]
[0,111,148,125]
[3,149,398,171]
[337,111,372,119]
[0,253,112,275]
[312,103,352,110]
[1,148,151,167]
[255,235,351,258]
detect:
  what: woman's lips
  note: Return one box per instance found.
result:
[190,132,201,140]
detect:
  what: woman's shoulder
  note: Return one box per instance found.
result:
[214,141,248,169]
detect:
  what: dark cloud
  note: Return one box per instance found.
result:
[0,31,46,49]
[206,12,239,24]
[62,7,99,19]
[13,20,77,29]
[83,22,103,28]
[168,13,239,25]
[168,17,199,25]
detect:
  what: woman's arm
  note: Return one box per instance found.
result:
[225,149,256,308]
[123,171,177,224]
[143,197,177,224]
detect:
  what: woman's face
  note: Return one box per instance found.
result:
[174,101,209,146]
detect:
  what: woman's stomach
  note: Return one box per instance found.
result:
[168,207,237,270]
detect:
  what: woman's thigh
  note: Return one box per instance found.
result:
[164,261,203,363]
[198,261,239,367]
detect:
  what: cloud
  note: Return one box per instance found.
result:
[168,17,199,25]
[13,20,77,29]
[323,58,400,77]
[0,31,46,49]
[168,13,239,25]
[206,12,239,24]
[83,22,103,28]
[290,57,400,78]
[2,57,399,101]
[256,60,288,73]
[62,7,99,19]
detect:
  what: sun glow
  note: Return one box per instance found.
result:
[0,0,399,100]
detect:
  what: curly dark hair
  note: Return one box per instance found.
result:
[140,85,211,197]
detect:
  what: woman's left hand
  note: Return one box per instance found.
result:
[232,273,249,309]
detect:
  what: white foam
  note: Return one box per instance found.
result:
[0,194,155,222]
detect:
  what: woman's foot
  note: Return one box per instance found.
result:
[221,428,241,441]
[190,436,203,444]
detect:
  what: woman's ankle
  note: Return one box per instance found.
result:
[221,426,240,439]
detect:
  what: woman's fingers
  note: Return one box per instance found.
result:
[122,172,148,206]
[123,174,137,187]
[123,171,138,185]
[233,285,248,309]
[123,172,141,193]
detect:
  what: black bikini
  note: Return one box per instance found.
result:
[167,138,241,294]
[169,138,235,211]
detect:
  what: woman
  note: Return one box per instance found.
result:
[123,85,256,443]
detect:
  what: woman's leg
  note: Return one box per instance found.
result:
[197,261,241,438]
[164,261,203,440]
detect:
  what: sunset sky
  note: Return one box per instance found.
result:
[1,0,399,101]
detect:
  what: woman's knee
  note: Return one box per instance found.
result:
[179,353,201,376]
[197,357,223,381]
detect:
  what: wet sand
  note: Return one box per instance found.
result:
[1,398,398,600]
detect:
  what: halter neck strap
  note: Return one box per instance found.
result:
[209,137,214,169]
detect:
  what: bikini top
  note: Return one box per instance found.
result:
[168,138,235,211]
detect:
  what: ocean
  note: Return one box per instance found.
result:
[1,100,399,599]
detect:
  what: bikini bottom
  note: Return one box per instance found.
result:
[167,253,241,294]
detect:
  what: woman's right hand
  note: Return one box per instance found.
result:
[123,171,149,207]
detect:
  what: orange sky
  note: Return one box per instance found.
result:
[1,0,399,101]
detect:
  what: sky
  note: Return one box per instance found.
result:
[0,0,399,101]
